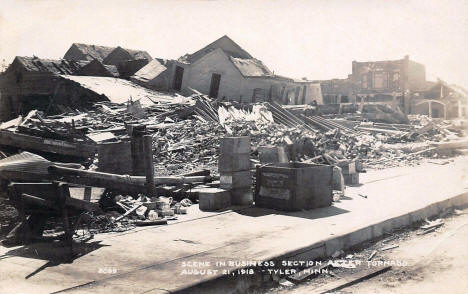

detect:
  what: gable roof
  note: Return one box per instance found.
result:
[103,46,152,65]
[124,48,153,61]
[179,35,253,64]
[74,59,119,77]
[12,56,83,75]
[192,48,293,81]
[65,43,116,61]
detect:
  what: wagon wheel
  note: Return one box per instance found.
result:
[72,212,94,242]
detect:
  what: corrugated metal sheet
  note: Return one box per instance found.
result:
[61,75,179,105]
[0,152,52,175]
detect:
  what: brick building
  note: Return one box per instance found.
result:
[317,56,427,113]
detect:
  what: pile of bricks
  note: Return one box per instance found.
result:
[219,136,253,205]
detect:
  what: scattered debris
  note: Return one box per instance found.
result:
[416,218,444,235]
[367,250,377,261]
[380,244,399,251]
[331,250,344,258]
[278,278,295,287]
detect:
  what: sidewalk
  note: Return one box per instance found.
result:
[1,157,467,294]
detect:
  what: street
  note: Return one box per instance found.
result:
[265,208,468,294]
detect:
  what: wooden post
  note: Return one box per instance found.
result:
[143,134,156,197]
[130,124,146,176]
[83,186,92,202]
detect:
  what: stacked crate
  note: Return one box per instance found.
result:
[338,159,360,186]
[219,136,253,205]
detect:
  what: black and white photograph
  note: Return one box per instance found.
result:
[0,0,467,293]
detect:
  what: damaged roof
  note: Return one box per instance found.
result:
[61,75,187,105]
[230,57,273,77]
[103,47,153,65]
[132,59,168,82]
[13,56,83,75]
[103,64,120,77]
[124,48,153,61]
[66,43,116,61]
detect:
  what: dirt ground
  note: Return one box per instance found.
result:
[250,207,468,294]
[0,190,18,237]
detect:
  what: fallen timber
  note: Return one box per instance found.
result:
[0,129,97,158]
[48,165,215,195]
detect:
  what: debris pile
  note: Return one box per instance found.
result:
[1,95,466,173]
[152,119,225,175]
[99,193,193,226]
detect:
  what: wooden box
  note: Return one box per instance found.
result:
[254,162,333,211]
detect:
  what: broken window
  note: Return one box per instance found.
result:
[362,74,368,89]
[373,72,388,89]
[301,85,307,104]
[392,72,401,89]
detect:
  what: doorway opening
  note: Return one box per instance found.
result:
[172,66,184,91]
[209,73,221,98]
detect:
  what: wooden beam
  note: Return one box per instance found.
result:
[0,130,97,158]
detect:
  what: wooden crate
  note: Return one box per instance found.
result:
[254,162,333,211]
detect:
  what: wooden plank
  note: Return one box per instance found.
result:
[0,130,97,158]
[356,127,404,135]
[431,138,468,150]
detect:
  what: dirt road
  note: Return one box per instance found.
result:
[262,208,468,294]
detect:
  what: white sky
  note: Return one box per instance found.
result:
[1,0,467,88]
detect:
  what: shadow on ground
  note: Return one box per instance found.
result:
[0,239,107,279]
[234,204,349,220]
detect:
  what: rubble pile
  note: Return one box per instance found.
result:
[2,96,464,172]
[96,193,193,228]
[152,119,225,175]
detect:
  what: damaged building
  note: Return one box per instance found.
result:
[63,43,116,62]
[63,43,152,79]
[0,56,173,121]
[413,80,468,119]
[74,59,119,77]
[0,56,97,121]
[131,35,322,104]
[317,55,426,108]
[315,55,466,119]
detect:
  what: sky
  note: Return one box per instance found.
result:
[1,0,467,88]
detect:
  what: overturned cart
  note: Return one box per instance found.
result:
[1,152,214,248]
[6,181,100,247]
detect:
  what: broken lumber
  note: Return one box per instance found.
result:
[381,244,399,251]
[48,166,213,194]
[114,203,142,222]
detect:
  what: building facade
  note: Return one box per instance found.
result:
[317,56,427,113]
